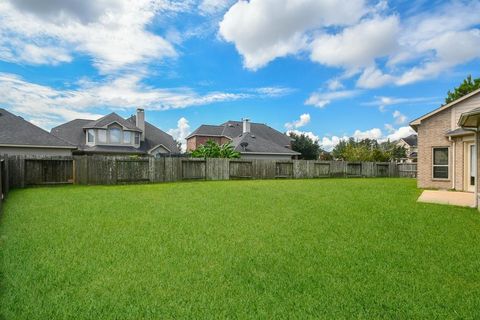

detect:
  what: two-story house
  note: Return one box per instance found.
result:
[52,109,179,156]
[396,134,418,163]
[186,118,300,160]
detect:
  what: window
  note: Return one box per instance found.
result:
[433,147,449,179]
[134,132,140,145]
[123,131,132,144]
[98,129,107,143]
[109,128,122,144]
[87,129,94,144]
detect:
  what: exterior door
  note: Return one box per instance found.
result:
[467,143,476,192]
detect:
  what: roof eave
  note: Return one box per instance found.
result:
[0,143,76,149]
[410,87,480,129]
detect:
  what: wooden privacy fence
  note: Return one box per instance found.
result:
[398,163,417,178]
[0,158,8,211]
[6,155,74,188]
[73,157,406,184]
[3,155,417,188]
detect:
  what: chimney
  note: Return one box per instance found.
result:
[242,118,251,134]
[136,108,145,141]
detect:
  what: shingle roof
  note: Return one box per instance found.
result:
[187,120,295,155]
[445,128,472,137]
[51,113,180,154]
[51,119,92,147]
[401,134,417,147]
[83,113,141,131]
[0,108,74,148]
[187,125,224,137]
[232,133,300,155]
[126,116,179,153]
[221,121,293,147]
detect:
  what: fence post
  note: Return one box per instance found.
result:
[149,157,155,183]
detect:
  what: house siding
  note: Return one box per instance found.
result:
[0,146,72,157]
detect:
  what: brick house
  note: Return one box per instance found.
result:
[186,119,300,160]
[410,88,480,200]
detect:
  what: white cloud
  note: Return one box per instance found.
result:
[363,95,439,111]
[199,0,233,15]
[0,0,181,73]
[168,117,191,152]
[320,135,349,151]
[0,72,290,129]
[219,0,366,70]
[251,86,295,97]
[326,79,344,91]
[218,1,480,88]
[386,126,415,141]
[393,110,407,125]
[353,128,383,140]
[310,16,400,69]
[305,89,360,108]
[286,129,319,142]
[285,113,310,129]
[356,66,395,88]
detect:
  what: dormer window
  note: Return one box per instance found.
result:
[109,127,122,144]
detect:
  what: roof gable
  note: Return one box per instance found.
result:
[410,87,480,130]
[83,113,141,131]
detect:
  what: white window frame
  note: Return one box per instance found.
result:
[134,132,140,145]
[123,131,132,144]
[432,147,449,180]
[97,129,107,144]
[109,127,122,144]
[86,129,95,145]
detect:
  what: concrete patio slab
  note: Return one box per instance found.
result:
[418,190,475,208]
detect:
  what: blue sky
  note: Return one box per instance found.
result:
[0,0,479,150]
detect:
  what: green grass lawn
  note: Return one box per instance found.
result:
[1,178,480,319]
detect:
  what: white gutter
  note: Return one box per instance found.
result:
[0,144,75,149]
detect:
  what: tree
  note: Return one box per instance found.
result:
[175,140,183,153]
[288,132,321,160]
[331,138,405,162]
[380,140,407,161]
[190,140,240,159]
[445,74,480,104]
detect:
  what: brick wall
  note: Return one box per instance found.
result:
[186,136,231,152]
[417,108,453,189]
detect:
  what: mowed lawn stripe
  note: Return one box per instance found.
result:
[1,179,480,319]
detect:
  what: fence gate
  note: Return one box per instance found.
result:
[24,159,73,185]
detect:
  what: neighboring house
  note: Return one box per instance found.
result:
[410,88,480,193]
[396,134,418,163]
[0,108,75,156]
[186,118,300,160]
[51,109,179,156]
